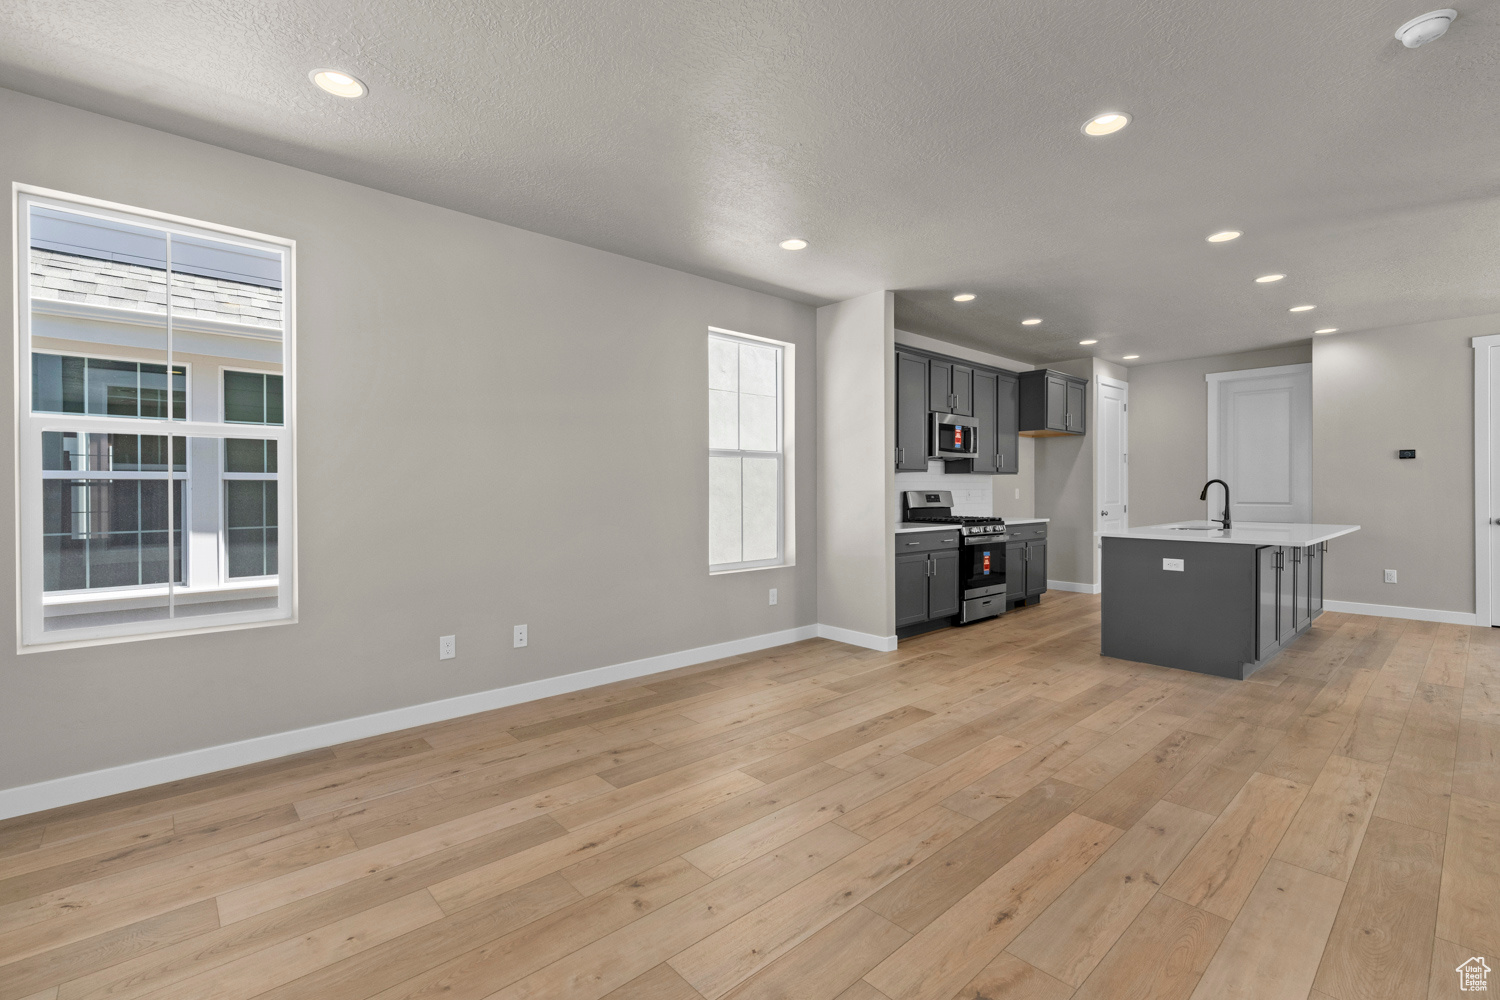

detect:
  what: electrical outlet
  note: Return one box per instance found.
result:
[1384,569,1398,584]
[768,588,777,606]
[513,624,528,648]
[1014,488,1021,500]
[1162,558,1185,572]
[439,635,456,660]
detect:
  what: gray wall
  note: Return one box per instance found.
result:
[1313,316,1493,615]
[1128,344,1314,526]
[0,88,818,790]
[817,292,895,640]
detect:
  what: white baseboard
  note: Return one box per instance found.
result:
[1322,600,1479,627]
[0,622,836,822]
[1047,579,1101,595]
[816,624,898,651]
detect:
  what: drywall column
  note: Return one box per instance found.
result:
[1033,357,1126,589]
[816,291,896,646]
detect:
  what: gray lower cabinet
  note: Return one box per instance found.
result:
[895,351,929,471]
[1257,546,1278,661]
[895,531,962,630]
[1102,537,1328,680]
[929,549,962,619]
[1256,543,1325,661]
[1025,540,1047,595]
[1277,547,1298,643]
[1005,522,1048,607]
[895,551,934,628]
[1307,543,1324,618]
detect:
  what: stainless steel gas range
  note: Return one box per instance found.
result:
[901,490,1008,624]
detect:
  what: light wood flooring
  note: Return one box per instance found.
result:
[2,593,1498,1000]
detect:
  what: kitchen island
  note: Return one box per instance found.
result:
[1098,521,1360,679]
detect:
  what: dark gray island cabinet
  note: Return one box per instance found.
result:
[1100,522,1359,680]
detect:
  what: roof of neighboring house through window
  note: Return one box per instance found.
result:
[29,248,282,331]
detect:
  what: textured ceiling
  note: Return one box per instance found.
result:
[3,0,1499,364]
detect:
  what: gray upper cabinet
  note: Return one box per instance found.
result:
[895,351,929,471]
[970,371,998,475]
[895,347,1019,474]
[995,372,1019,474]
[928,360,974,417]
[1019,369,1088,436]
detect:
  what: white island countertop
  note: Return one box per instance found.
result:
[1099,521,1360,546]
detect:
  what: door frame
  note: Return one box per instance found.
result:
[1206,363,1312,524]
[1473,335,1500,627]
[1094,376,1129,586]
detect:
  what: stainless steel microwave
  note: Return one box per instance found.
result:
[930,412,979,460]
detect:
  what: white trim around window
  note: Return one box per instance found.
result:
[14,184,297,652]
[708,327,795,574]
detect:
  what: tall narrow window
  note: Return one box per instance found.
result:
[17,190,295,649]
[708,330,785,571]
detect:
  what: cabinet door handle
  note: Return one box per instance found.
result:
[906,541,921,546]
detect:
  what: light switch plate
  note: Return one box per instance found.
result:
[768,588,777,605]
[1162,558,1185,572]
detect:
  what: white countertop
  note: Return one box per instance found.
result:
[895,517,1049,534]
[1099,521,1360,546]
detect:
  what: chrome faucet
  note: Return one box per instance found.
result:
[1200,479,1232,530]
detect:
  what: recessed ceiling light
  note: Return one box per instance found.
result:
[778,238,808,251]
[1255,273,1286,283]
[953,293,976,302]
[1206,230,1242,243]
[1289,304,1316,312]
[1123,354,1140,360]
[1082,112,1131,136]
[1079,339,1099,345]
[310,69,367,98]
[1315,327,1338,334]
[1021,318,1042,326]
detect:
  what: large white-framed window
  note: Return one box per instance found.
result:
[16,186,295,650]
[708,328,789,573]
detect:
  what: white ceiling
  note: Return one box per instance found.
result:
[3,0,1499,365]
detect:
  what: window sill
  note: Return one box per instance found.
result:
[709,561,794,576]
[43,577,277,606]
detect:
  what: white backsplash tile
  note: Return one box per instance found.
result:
[896,462,993,519]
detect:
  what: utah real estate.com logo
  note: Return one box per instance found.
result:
[1458,957,1491,992]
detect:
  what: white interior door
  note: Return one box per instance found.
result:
[1095,378,1128,582]
[1207,364,1312,524]
[1480,338,1500,625]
